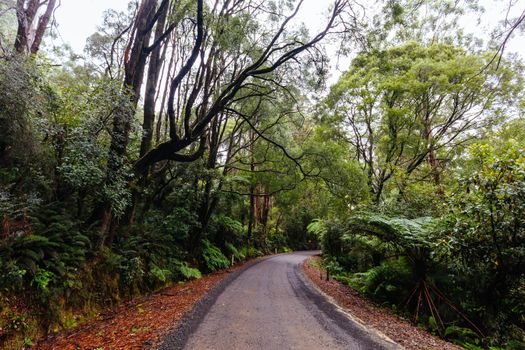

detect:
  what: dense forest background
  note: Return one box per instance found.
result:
[0,0,524,348]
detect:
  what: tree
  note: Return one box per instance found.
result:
[14,0,58,54]
[0,0,16,53]
[133,0,349,173]
[325,42,522,203]
[365,0,483,52]
[445,134,525,337]
[84,5,138,79]
[99,0,169,240]
[96,0,351,244]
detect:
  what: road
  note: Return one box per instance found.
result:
[160,251,400,350]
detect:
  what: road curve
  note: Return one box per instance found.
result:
[159,251,400,350]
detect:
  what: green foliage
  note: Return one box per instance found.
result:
[0,57,46,167]
[368,0,483,49]
[318,219,346,257]
[149,264,171,283]
[346,213,438,256]
[307,219,327,240]
[0,206,90,295]
[325,41,523,203]
[9,315,30,332]
[210,216,245,252]
[348,258,413,305]
[0,1,16,47]
[443,141,525,341]
[1,3,524,349]
[321,137,525,346]
[175,262,202,280]
[225,242,245,261]
[323,256,344,277]
[444,325,482,348]
[216,216,244,237]
[201,240,230,272]
[239,246,263,259]
[153,208,198,245]
[31,269,54,292]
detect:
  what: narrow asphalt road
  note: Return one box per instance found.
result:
[159,251,400,350]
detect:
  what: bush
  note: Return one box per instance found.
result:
[358,258,413,305]
[149,264,171,283]
[445,143,525,342]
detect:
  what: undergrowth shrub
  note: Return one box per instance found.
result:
[444,325,483,348]
[268,231,290,253]
[215,215,244,239]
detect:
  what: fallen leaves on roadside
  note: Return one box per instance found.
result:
[302,257,460,350]
[35,263,251,350]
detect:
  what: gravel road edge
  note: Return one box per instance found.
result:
[297,257,402,349]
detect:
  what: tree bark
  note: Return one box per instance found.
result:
[30,0,56,54]
[101,0,159,244]
[247,129,256,244]
[14,0,57,54]
[140,2,168,157]
[134,0,345,173]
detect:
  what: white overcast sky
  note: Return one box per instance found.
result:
[50,0,525,82]
[52,0,130,52]
[50,0,346,80]
[52,0,332,53]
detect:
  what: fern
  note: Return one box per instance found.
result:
[239,246,263,258]
[307,219,327,239]
[343,212,444,267]
[202,240,230,272]
[444,325,482,348]
[217,216,244,236]
[150,264,172,283]
[347,213,436,248]
[225,242,245,261]
[176,262,202,280]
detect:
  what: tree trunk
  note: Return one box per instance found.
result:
[14,0,57,54]
[247,129,256,245]
[140,2,168,157]
[101,0,159,244]
[247,187,255,245]
[30,0,56,54]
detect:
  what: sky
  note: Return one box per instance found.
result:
[52,0,332,53]
[50,0,525,83]
[52,0,130,53]
[51,0,345,80]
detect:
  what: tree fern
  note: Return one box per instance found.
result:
[307,219,327,239]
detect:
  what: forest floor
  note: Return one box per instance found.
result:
[302,256,461,350]
[34,259,259,350]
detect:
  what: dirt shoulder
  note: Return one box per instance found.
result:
[302,256,460,350]
[35,259,259,350]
